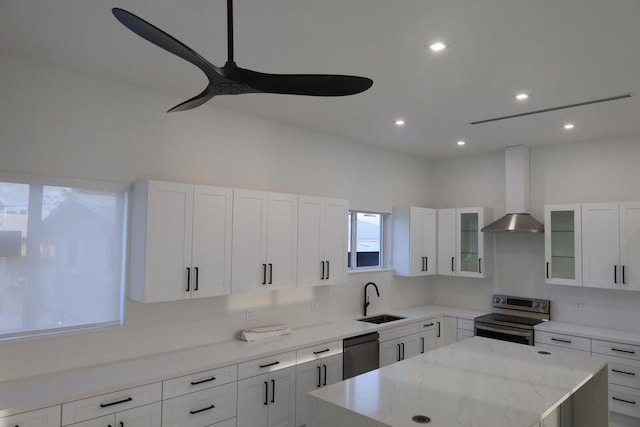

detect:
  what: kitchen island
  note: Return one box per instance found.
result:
[307,337,608,427]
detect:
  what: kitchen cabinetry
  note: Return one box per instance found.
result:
[379,323,420,367]
[237,368,295,427]
[68,403,161,427]
[457,318,475,342]
[437,207,492,278]
[232,190,298,294]
[392,207,437,277]
[582,202,640,291]
[535,331,591,355]
[544,204,582,286]
[418,317,443,354]
[297,196,348,287]
[130,180,233,303]
[0,406,61,427]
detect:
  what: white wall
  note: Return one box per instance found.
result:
[0,54,431,381]
[426,137,640,332]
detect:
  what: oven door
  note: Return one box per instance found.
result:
[474,322,534,346]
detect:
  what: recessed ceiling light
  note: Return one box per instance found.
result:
[429,42,446,52]
[457,140,466,146]
[515,93,529,101]
[395,119,406,126]
[564,123,575,130]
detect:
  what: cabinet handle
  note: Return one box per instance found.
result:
[425,257,428,272]
[194,267,199,291]
[612,348,636,355]
[423,323,434,328]
[259,361,280,368]
[437,321,441,338]
[615,265,618,284]
[99,397,132,408]
[321,261,325,280]
[551,338,572,344]
[190,376,216,386]
[612,368,636,376]
[190,404,215,415]
[120,423,124,427]
[546,262,550,279]
[421,257,425,272]
[262,264,267,285]
[612,396,636,405]
[323,364,327,386]
[264,381,269,405]
[271,379,276,403]
[623,265,627,284]
[317,366,322,387]
[326,261,330,280]
[186,267,191,292]
[268,263,273,285]
[421,337,425,354]
[478,258,482,274]
[397,344,401,361]
[401,343,405,360]
[451,257,455,272]
[313,348,331,355]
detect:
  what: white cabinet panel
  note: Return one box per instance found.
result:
[237,367,295,427]
[266,193,298,290]
[267,367,296,427]
[162,383,236,427]
[620,202,640,292]
[297,197,325,288]
[610,384,640,419]
[535,332,591,353]
[457,329,474,341]
[437,209,456,276]
[116,402,161,427]
[379,334,420,367]
[238,351,296,380]
[592,340,640,362]
[232,190,268,293]
[322,199,349,286]
[163,364,238,400]
[392,207,437,277]
[582,203,620,289]
[0,406,61,427]
[544,204,582,286]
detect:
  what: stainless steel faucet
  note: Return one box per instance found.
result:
[363,282,380,317]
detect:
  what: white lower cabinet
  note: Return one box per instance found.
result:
[418,317,444,354]
[457,318,475,342]
[162,383,237,427]
[237,366,296,427]
[67,403,161,427]
[294,354,342,427]
[0,406,61,427]
[379,334,420,367]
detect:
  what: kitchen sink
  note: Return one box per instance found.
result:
[358,314,406,324]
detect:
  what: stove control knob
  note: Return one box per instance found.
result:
[532,301,540,308]
[500,297,507,304]
[540,303,547,309]
[494,297,501,304]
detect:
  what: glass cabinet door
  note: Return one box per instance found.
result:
[544,204,582,286]
[459,212,479,273]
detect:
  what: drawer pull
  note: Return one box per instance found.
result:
[612,368,636,376]
[190,376,217,385]
[551,338,572,344]
[612,396,636,405]
[612,347,636,355]
[259,361,280,368]
[423,323,434,328]
[100,397,132,408]
[313,348,331,355]
[190,404,215,415]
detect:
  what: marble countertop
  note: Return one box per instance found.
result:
[535,320,640,346]
[0,304,488,417]
[308,336,608,427]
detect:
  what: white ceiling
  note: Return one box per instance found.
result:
[2,0,640,158]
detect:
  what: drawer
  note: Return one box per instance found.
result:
[296,340,342,364]
[162,382,237,427]
[238,351,296,380]
[593,339,640,361]
[379,322,419,342]
[0,406,61,427]
[535,331,591,352]
[163,365,238,399]
[67,415,113,427]
[419,318,440,332]
[457,319,474,331]
[62,382,162,425]
[592,353,640,389]
[610,384,640,419]
[534,343,590,356]
[457,329,474,341]
[210,418,235,427]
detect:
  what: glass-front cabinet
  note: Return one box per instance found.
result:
[455,207,492,278]
[544,204,582,286]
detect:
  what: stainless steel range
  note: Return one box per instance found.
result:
[474,294,550,346]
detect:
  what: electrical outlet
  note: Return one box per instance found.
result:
[246,308,254,321]
[575,301,583,311]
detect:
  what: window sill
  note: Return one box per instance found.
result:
[348,268,393,275]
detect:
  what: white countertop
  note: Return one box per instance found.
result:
[308,336,608,427]
[0,304,488,417]
[536,320,640,346]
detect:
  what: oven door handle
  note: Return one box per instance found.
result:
[475,324,532,338]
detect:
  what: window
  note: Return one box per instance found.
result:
[348,211,389,270]
[0,174,128,339]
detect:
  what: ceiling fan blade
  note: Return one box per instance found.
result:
[167,87,216,113]
[247,73,373,96]
[112,8,223,83]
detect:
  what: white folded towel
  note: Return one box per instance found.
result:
[237,325,292,342]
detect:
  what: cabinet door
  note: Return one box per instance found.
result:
[321,354,343,387]
[134,181,193,303]
[544,204,582,286]
[401,334,421,360]
[297,196,325,288]
[267,367,296,427]
[422,209,437,275]
[456,208,483,277]
[620,202,640,292]
[295,361,323,427]
[191,186,233,298]
[323,199,349,285]
[582,203,620,289]
[232,189,268,294]
[0,406,61,427]
[116,402,161,427]
[237,373,269,427]
[266,193,298,290]
[437,209,456,276]
[409,208,425,276]
[379,337,403,367]
[419,327,438,354]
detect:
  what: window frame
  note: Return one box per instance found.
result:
[348,210,391,272]
[0,171,129,341]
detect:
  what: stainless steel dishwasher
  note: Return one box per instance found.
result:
[343,332,379,379]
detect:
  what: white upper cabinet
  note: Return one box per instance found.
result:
[437,207,492,278]
[232,190,298,294]
[130,180,232,303]
[297,196,348,287]
[544,204,582,286]
[392,206,437,277]
[620,202,640,291]
[582,203,621,289]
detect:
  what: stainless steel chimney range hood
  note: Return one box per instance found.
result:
[481,145,544,233]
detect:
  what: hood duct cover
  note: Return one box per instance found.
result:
[482,145,544,233]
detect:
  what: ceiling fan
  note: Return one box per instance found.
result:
[112,1,373,112]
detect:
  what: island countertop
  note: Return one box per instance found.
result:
[308,337,608,427]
